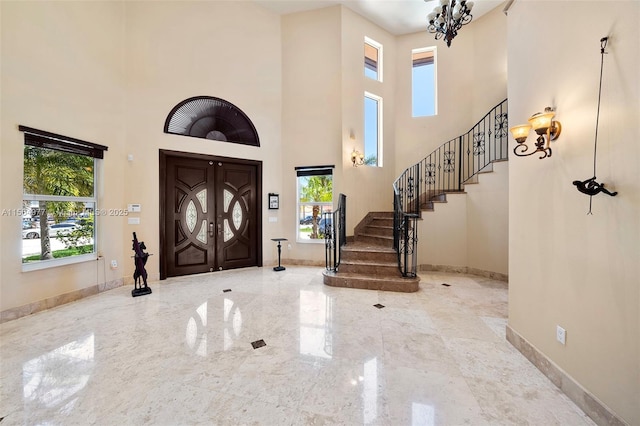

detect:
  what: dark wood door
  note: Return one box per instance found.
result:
[160,151,262,279]
[215,161,258,270]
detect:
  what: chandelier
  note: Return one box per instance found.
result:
[426,0,474,47]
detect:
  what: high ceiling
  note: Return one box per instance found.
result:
[253,0,505,36]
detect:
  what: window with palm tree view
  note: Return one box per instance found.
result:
[23,145,96,264]
[364,92,382,166]
[297,167,333,242]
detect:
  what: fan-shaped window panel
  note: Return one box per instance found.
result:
[164,96,259,147]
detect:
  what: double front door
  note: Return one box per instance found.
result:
[160,151,262,279]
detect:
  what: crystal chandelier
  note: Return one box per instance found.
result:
[426,0,474,47]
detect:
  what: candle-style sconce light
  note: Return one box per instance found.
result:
[348,129,365,167]
[510,107,562,159]
[351,149,365,167]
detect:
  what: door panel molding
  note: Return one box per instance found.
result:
[159,149,262,280]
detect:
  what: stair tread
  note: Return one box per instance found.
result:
[343,243,395,253]
[326,271,415,282]
[358,233,393,239]
[341,259,397,267]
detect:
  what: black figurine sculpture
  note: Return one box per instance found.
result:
[574,37,619,215]
[131,232,152,297]
[573,177,617,197]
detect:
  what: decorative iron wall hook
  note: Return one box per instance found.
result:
[572,36,618,215]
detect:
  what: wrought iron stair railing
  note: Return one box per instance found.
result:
[393,99,509,277]
[324,193,346,272]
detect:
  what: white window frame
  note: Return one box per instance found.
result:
[296,168,334,244]
[20,128,104,272]
[411,46,438,118]
[364,91,383,167]
[364,36,383,82]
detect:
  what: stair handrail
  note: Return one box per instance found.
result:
[392,165,420,277]
[392,99,509,277]
[324,193,346,272]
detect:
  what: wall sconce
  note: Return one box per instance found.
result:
[351,149,365,167]
[510,107,562,159]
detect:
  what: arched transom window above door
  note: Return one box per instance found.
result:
[164,96,260,147]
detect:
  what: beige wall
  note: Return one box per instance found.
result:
[340,7,398,230]
[420,193,469,268]
[466,161,509,275]
[1,1,510,311]
[0,0,283,311]
[507,1,640,424]
[280,5,399,261]
[280,6,342,263]
[0,1,127,310]
[410,6,509,276]
[394,6,507,173]
[124,1,283,274]
[418,162,509,277]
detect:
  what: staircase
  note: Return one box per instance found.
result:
[323,99,509,292]
[322,212,420,292]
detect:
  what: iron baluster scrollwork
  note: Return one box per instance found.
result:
[443,151,456,173]
[425,163,436,185]
[393,163,420,278]
[392,99,508,277]
[324,193,346,272]
[473,132,485,156]
[494,113,508,138]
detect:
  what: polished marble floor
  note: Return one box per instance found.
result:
[0,267,595,425]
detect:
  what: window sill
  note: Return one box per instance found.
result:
[295,239,325,244]
[22,253,98,272]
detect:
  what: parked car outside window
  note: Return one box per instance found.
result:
[22,223,79,239]
[318,217,333,235]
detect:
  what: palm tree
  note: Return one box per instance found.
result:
[23,147,93,260]
[300,175,333,239]
[364,155,377,166]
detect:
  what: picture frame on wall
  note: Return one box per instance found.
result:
[268,193,279,209]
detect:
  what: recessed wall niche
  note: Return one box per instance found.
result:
[164,96,260,147]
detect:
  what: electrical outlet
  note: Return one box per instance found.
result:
[110,260,118,269]
[288,244,292,250]
[556,325,566,345]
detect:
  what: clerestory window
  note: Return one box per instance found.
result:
[364,92,383,167]
[364,37,383,82]
[412,47,437,117]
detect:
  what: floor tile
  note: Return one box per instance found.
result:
[0,267,594,425]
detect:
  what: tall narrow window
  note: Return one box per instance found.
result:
[412,47,437,117]
[20,126,107,269]
[364,92,383,167]
[364,37,383,82]
[296,166,333,242]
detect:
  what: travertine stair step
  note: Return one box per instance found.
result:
[362,224,393,237]
[370,217,393,227]
[354,233,394,247]
[338,259,399,276]
[323,211,420,293]
[341,243,396,263]
[323,270,419,293]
